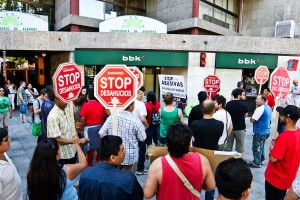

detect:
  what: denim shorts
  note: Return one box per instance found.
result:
[19,104,28,115]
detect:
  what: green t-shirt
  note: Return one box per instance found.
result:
[0,96,11,114]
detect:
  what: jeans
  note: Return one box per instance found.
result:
[252,134,268,165]
[225,130,245,153]
[137,141,146,172]
[145,124,160,145]
[265,180,287,200]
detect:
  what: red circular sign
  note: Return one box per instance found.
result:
[52,63,82,103]
[204,75,221,92]
[254,65,270,84]
[270,67,290,99]
[129,67,144,89]
[94,65,137,109]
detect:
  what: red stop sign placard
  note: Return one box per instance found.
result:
[204,75,221,92]
[94,65,137,109]
[129,67,144,89]
[52,62,82,103]
[270,67,290,99]
[255,65,270,84]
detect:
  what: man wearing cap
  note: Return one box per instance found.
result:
[249,94,272,168]
[265,105,300,200]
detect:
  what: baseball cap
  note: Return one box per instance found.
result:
[276,105,300,121]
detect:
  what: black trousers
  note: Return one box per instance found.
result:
[58,153,77,165]
[265,180,286,200]
[137,141,146,172]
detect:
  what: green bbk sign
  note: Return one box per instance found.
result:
[75,50,188,67]
[216,53,278,69]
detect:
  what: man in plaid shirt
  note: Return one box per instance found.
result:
[99,101,146,173]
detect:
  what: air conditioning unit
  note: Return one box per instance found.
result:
[275,20,295,38]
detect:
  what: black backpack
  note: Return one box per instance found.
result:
[151,108,161,125]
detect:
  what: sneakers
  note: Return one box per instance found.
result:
[248,162,262,168]
[136,169,148,175]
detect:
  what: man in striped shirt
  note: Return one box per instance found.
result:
[47,96,88,164]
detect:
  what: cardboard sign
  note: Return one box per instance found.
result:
[148,146,241,174]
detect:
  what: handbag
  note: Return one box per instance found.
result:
[165,154,200,198]
[32,122,42,136]
[32,99,42,137]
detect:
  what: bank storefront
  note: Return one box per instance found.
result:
[215,53,278,114]
[75,49,189,97]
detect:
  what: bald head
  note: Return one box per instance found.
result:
[201,100,216,115]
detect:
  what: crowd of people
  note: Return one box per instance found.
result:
[1,78,300,200]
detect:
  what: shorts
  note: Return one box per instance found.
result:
[0,112,9,127]
[19,104,28,115]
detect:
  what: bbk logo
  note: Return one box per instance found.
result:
[238,58,257,65]
[122,55,144,62]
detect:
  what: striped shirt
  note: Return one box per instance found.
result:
[47,105,76,159]
[99,109,146,165]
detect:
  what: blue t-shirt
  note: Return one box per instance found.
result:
[78,162,143,200]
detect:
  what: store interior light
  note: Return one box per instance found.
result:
[42,53,46,57]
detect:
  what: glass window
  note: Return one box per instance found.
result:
[214,8,226,21]
[228,0,238,14]
[128,0,145,9]
[199,1,213,19]
[226,14,236,31]
[215,0,226,9]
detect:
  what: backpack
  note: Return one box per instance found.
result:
[151,108,161,125]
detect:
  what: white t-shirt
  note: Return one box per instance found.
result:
[0,153,22,200]
[213,109,232,144]
[291,85,300,100]
[132,99,147,120]
[25,88,38,103]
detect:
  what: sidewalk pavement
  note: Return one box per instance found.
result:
[8,109,276,200]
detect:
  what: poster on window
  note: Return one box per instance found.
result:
[158,74,186,103]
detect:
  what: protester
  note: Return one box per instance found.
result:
[25,83,39,123]
[230,81,244,100]
[291,79,300,108]
[249,94,272,168]
[0,86,12,131]
[27,137,87,200]
[145,91,161,146]
[132,86,149,175]
[285,168,300,200]
[264,88,275,111]
[225,88,248,154]
[80,90,108,167]
[73,95,87,137]
[213,95,233,150]
[78,135,143,200]
[0,128,22,200]
[159,92,184,145]
[79,86,89,102]
[191,99,223,200]
[265,105,300,200]
[215,158,253,200]
[47,96,89,165]
[32,88,47,137]
[278,94,295,134]
[99,101,146,173]
[143,123,215,199]
[188,91,207,126]
[17,81,30,125]
[39,85,55,143]
[6,80,15,110]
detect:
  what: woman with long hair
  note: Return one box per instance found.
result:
[6,80,15,110]
[159,92,184,145]
[145,91,161,146]
[80,86,89,102]
[27,137,87,200]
